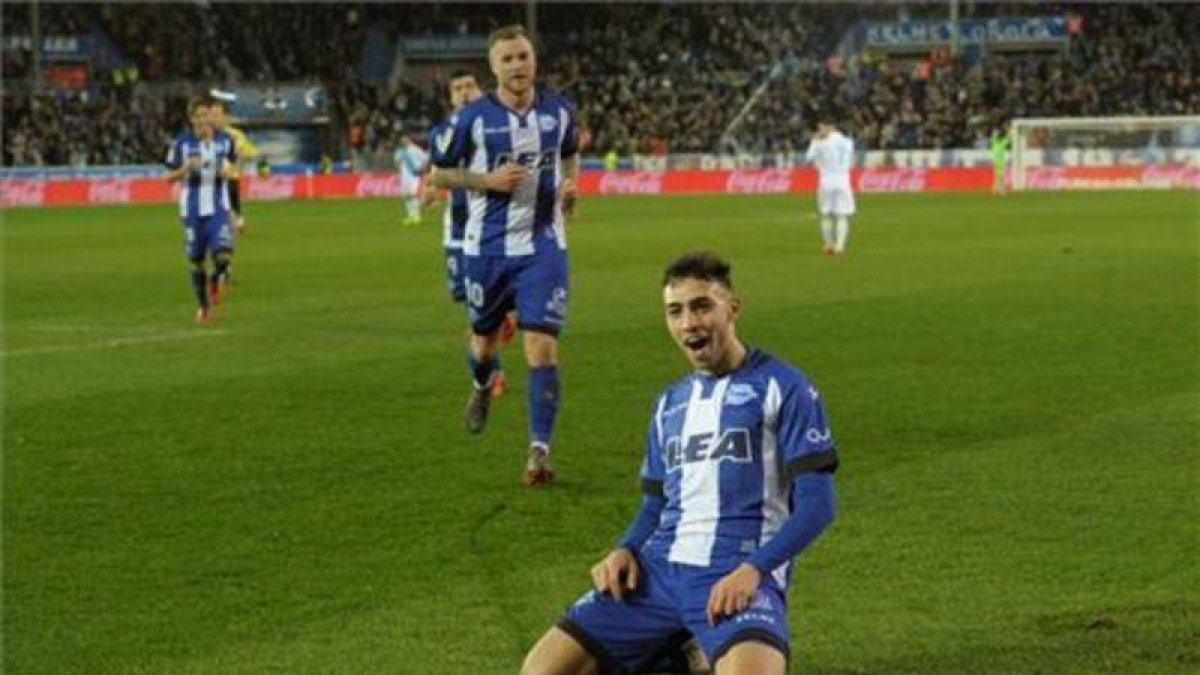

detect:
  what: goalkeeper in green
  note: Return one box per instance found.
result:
[990,126,1013,195]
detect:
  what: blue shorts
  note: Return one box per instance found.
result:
[462,247,567,336]
[559,554,790,673]
[445,247,466,304]
[182,213,233,262]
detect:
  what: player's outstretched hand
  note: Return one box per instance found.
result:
[559,178,578,217]
[483,162,525,193]
[591,547,640,601]
[421,183,440,209]
[706,563,762,625]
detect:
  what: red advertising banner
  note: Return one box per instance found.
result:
[1025,165,1200,190]
[2,166,1193,209]
[578,168,992,194]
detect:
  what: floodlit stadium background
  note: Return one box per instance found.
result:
[3,3,1197,674]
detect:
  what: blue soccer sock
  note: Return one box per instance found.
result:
[190,267,208,308]
[467,352,499,389]
[528,365,560,448]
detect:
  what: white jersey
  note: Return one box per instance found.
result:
[394,144,429,194]
[805,131,854,191]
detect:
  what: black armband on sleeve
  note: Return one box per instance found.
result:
[785,448,839,478]
[641,478,664,497]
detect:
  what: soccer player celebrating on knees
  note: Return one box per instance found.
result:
[164,95,237,323]
[522,252,838,675]
[805,115,856,255]
[431,24,580,486]
[395,133,429,227]
[426,70,512,397]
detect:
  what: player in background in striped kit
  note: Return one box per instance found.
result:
[431,25,580,486]
[804,116,856,255]
[164,95,237,323]
[425,70,515,397]
[522,252,838,675]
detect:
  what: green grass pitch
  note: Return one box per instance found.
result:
[3,191,1197,674]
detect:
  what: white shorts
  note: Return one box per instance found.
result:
[817,187,855,216]
[399,175,422,198]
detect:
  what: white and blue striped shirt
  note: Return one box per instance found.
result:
[638,349,837,586]
[431,90,578,257]
[164,130,236,221]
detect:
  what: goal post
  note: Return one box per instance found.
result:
[1010,116,1200,190]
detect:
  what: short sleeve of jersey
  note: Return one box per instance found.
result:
[426,122,447,165]
[432,110,474,168]
[638,395,667,496]
[776,372,839,477]
[559,100,579,158]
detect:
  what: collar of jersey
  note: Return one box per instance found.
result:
[691,346,758,381]
[487,89,541,117]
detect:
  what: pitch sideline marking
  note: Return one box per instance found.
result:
[2,329,231,358]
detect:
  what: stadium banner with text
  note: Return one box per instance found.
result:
[6,166,1198,208]
[864,17,1068,49]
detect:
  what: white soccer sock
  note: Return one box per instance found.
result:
[835,216,850,251]
[405,197,420,219]
[820,217,834,245]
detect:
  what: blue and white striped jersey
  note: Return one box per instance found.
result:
[638,349,838,585]
[165,130,236,220]
[428,120,469,249]
[430,90,578,257]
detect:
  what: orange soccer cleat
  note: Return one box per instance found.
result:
[208,278,222,306]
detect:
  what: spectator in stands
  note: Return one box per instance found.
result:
[2,2,1197,167]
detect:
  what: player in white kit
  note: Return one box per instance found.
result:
[394,134,429,226]
[804,117,855,255]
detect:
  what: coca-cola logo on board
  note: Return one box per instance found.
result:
[248,176,296,199]
[597,171,664,194]
[0,180,47,206]
[356,174,400,197]
[725,170,792,193]
[87,179,133,203]
[858,169,927,192]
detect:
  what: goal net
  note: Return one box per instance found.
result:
[1010,116,1200,190]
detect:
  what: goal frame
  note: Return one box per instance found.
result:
[1010,115,1200,190]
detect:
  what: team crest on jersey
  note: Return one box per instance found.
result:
[664,429,752,471]
[724,383,759,406]
[538,114,558,133]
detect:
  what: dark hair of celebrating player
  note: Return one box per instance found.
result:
[662,251,734,290]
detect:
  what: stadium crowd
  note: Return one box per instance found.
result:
[2,2,1197,166]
